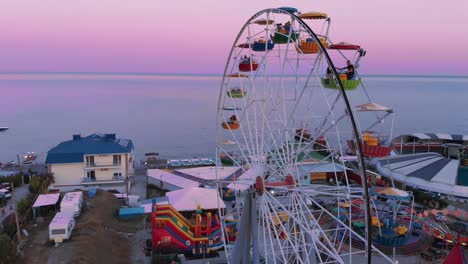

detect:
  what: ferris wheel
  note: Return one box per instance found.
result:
[216,7,394,264]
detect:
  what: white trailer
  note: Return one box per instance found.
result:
[49,212,76,244]
[60,191,83,217]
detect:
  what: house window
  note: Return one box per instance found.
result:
[113,172,122,180]
[87,170,96,180]
[86,156,95,166]
[113,155,121,165]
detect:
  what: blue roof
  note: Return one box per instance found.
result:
[46,134,133,164]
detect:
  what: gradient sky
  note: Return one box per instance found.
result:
[0,0,467,75]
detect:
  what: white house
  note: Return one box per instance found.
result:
[46,134,134,192]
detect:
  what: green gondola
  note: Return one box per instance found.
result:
[321,78,361,90]
[271,32,299,44]
[227,89,246,98]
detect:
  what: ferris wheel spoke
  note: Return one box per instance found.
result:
[264,192,343,263]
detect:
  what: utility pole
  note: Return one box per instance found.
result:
[11,182,22,241]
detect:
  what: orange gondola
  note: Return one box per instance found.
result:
[222,115,240,130]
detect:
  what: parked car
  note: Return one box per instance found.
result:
[191,159,203,166]
[0,188,11,199]
[180,159,192,166]
[168,160,182,168]
[0,182,11,191]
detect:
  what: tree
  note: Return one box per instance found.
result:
[16,198,32,217]
[28,176,43,194]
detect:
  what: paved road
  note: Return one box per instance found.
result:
[130,166,147,199]
[1,184,30,223]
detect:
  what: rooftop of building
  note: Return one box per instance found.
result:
[46,133,133,164]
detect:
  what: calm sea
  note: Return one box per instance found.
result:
[0,73,467,163]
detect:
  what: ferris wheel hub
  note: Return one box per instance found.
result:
[255,176,264,195]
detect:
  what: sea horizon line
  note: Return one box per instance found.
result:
[0,72,467,79]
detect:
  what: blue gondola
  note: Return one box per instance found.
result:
[251,40,274,52]
[277,7,298,13]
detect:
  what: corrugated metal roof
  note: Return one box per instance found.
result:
[46,134,133,164]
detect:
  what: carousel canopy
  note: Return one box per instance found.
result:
[355,102,393,112]
[253,18,274,25]
[329,42,361,50]
[299,11,328,20]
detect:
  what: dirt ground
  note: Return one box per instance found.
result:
[20,190,146,264]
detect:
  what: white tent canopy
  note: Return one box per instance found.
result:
[33,193,60,208]
[166,187,226,212]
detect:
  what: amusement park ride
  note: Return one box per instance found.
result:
[214,6,397,264]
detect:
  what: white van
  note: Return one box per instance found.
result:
[49,212,76,244]
[60,191,83,217]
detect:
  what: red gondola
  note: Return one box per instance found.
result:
[328,42,360,50]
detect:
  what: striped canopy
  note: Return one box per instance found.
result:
[374,153,468,199]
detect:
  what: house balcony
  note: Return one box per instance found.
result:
[81,175,125,185]
[85,162,122,170]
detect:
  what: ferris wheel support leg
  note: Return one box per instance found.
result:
[230,191,259,264]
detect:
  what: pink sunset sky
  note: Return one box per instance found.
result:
[0,0,467,75]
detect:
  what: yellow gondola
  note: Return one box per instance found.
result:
[297,38,329,54]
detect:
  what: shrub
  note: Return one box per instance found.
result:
[0,173,22,187]
[0,234,12,263]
